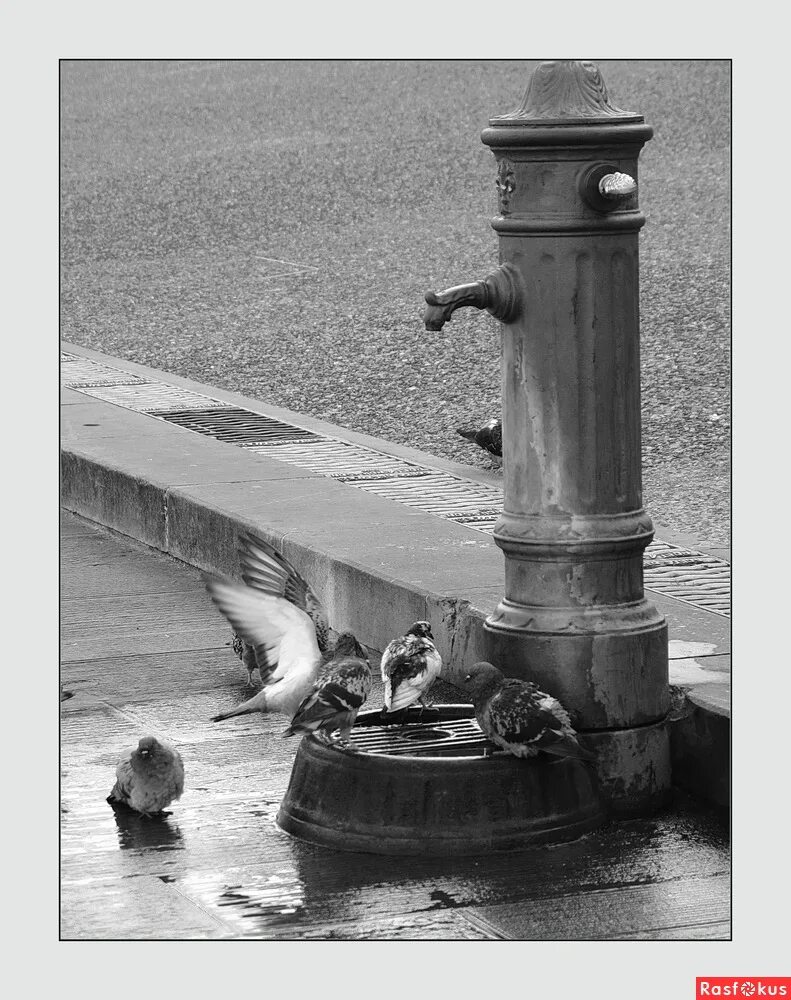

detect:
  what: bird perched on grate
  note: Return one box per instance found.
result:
[454,662,595,762]
[457,418,502,460]
[107,736,185,816]
[380,621,442,716]
[229,532,329,688]
[283,633,372,746]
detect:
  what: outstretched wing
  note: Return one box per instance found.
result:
[237,532,329,651]
[205,577,321,684]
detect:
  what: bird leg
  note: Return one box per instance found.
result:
[417,695,435,720]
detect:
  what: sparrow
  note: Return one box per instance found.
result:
[380,621,442,715]
[206,571,324,722]
[231,532,329,687]
[457,418,502,459]
[283,633,372,745]
[455,662,595,762]
[107,736,185,816]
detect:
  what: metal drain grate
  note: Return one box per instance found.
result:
[248,439,429,479]
[351,472,505,517]
[643,542,730,616]
[157,408,322,445]
[351,717,494,758]
[61,358,146,387]
[73,382,233,412]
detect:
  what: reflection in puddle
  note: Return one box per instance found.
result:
[109,802,185,851]
[165,869,307,932]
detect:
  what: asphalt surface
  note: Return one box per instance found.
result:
[60,59,730,544]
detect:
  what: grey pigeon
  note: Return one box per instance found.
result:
[283,633,372,745]
[107,736,185,815]
[457,418,502,459]
[380,621,442,715]
[455,662,595,762]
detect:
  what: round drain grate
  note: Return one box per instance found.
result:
[349,705,495,758]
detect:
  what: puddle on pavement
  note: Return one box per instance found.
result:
[109,805,185,851]
[164,868,308,930]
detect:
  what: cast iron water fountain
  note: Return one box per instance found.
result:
[277,59,670,853]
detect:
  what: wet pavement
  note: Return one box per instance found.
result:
[60,509,730,940]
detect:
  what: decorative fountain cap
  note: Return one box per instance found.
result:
[490,59,643,126]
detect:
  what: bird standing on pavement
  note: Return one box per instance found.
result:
[283,633,372,745]
[455,662,595,762]
[231,532,329,687]
[380,621,442,715]
[457,418,502,460]
[107,736,185,816]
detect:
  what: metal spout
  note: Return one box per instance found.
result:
[423,263,522,331]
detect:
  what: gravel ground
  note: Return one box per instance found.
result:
[60,59,730,546]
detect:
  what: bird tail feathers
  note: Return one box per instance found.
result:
[211,687,269,723]
[382,683,420,714]
[541,734,596,763]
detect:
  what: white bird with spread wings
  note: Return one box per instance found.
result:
[205,532,329,722]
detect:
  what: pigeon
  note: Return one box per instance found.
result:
[455,662,595,762]
[457,418,502,459]
[107,736,185,816]
[380,621,442,715]
[231,532,329,687]
[283,633,372,745]
[206,570,324,722]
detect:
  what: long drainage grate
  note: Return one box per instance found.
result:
[156,408,323,445]
[248,440,430,479]
[64,352,730,617]
[61,358,147,387]
[75,382,235,412]
[643,542,730,616]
